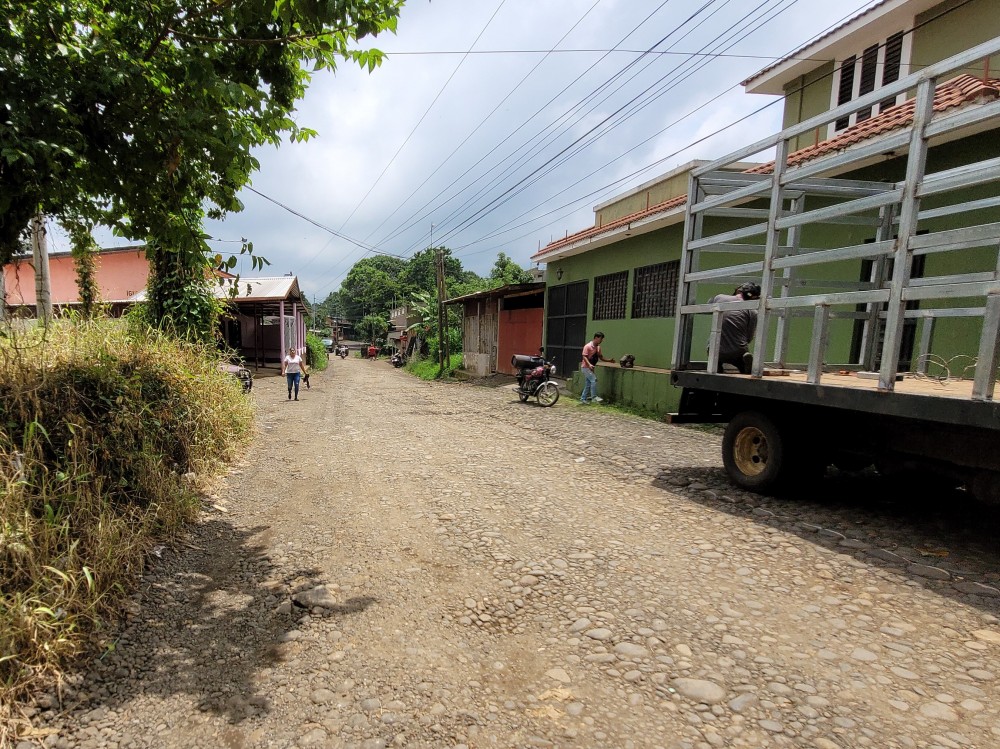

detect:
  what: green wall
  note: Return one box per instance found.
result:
[596,172,689,225]
[913,0,999,74]
[782,61,835,149]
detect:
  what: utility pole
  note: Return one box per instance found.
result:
[435,248,447,375]
[31,214,52,326]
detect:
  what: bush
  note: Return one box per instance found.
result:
[407,353,463,380]
[305,332,329,371]
[0,319,253,728]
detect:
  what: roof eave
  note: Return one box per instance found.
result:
[531,205,687,264]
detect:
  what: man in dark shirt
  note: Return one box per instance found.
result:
[709,282,761,374]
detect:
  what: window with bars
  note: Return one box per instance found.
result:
[832,31,907,133]
[593,271,628,320]
[631,261,679,318]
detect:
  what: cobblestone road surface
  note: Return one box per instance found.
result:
[23,356,1000,749]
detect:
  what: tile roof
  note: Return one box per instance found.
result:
[533,74,1000,260]
[746,74,1000,174]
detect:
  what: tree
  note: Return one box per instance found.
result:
[399,247,464,299]
[339,255,407,318]
[1,0,402,337]
[488,252,532,289]
[355,314,389,346]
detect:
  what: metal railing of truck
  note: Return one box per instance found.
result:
[671,34,1000,401]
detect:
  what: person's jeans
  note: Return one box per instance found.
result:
[286,372,301,398]
[580,368,598,402]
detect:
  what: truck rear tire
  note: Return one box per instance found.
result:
[722,411,788,493]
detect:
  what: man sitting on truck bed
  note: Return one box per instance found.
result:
[709,282,761,374]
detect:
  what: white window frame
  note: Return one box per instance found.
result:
[828,27,913,137]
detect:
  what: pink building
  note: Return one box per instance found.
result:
[3,245,150,310]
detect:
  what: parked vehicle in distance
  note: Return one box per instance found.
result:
[321,337,334,352]
[390,352,406,368]
[512,351,559,407]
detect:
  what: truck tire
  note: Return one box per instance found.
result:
[722,411,788,493]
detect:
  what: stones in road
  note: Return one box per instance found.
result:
[21,362,1000,749]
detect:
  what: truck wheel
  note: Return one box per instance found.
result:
[723,411,787,493]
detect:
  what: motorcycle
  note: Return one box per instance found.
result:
[390,352,407,368]
[335,344,349,359]
[512,352,559,407]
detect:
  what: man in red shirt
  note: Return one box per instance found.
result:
[580,332,614,404]
[367,344,378,360]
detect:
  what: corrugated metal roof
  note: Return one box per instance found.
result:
[443,282,545,305]
[128,275,304,303]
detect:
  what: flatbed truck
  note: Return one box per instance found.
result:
[668,37,1000,502]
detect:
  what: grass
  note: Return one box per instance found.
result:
[0,318,254,740]
[406,353,463,381]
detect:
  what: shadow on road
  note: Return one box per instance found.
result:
[43,518,373,728]
[652,466,1000,616]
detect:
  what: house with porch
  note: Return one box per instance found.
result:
[2,245,310,368]
[530,0,1000,415]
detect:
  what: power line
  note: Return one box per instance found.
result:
[368,0,682,252]
[335,0,510,234]
[357,0,606,247]
[430,0,784,249]
[245,186,405,259]
[452,0,976,260]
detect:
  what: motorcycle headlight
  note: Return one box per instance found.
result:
[549,364,557,374]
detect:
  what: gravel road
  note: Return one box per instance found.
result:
[21,356,1000,749]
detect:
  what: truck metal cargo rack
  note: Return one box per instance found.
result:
[671,35,1000,424]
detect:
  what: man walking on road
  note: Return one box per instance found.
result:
[580,332,614,404]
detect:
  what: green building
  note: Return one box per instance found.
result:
[531,0,1000,415]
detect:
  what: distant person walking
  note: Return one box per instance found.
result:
[708,282,761,374]
[580,332,614,405]
[367,344,378,361]
[282,347,307,401]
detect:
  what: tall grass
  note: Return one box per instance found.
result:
[407,353,463,380]
[0,318,254,738]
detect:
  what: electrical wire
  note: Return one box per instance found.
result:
[366,0,682,251]
[335,0,510,233]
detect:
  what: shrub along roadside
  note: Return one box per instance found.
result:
[406,353,463,380]
[0,319,254,736]
[304,332,329,371]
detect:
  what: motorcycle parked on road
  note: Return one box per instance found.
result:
[335,344,349,359]
[390,352,407,368]
[512,352,559,407]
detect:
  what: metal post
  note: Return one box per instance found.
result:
[671,173,703,371]
[807,304,830,385]
[880,77,935,391]
[706,309,723,374]
[973,294,1000,401]
[751,137,791,377]
[279,299,286,359]
[773,195,803,367]
[860,205,896,370]
[916,315,936,375]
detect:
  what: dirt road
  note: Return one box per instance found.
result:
[25,356,1000,748]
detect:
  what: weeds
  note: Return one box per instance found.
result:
[0,318,253,736]
[406,354,463,381]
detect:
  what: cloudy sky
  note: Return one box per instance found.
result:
[79,0,883,302]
